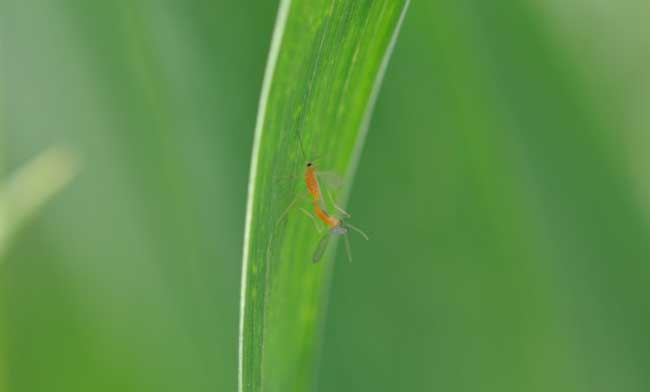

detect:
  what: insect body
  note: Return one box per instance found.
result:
[304,162,340,229]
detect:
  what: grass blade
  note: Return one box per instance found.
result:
[239,1,409,391]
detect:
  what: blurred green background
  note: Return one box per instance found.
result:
[2,1,650,391]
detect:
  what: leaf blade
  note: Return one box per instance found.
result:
[239,1,410,391]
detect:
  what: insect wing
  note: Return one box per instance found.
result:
[343,234,353,263]
[317,171,344,190]
[312,231,332,263]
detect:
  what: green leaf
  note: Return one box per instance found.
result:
[238,1,409,391]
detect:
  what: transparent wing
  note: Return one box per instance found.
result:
[343,234,353,263]
[316,171,344,190]
[312,231,332,263]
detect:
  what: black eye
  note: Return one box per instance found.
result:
[307,162,312,167]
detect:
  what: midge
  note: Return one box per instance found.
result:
[303,159,368,263]
[277,131,368,263]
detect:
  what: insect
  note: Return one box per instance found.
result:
[300,159,366,262]
[277,130,368,263]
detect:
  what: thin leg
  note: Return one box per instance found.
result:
[275,195,300,228]
[327,189,351,218]
[299,207,322,233]
[275,192,310,228]
[345,222,369,240]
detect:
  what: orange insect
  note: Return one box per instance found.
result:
[277,131,368,263]
[304,161,338,228]
[303,160,368,263]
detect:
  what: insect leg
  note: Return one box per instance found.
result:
[299,207,323,233]
[275,192,310,228]
[326,189,351,218]
[345,222,369,240]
